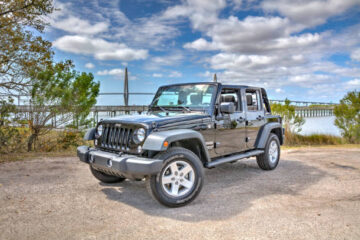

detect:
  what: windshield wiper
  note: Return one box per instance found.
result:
[177,106,191,112]
[158,106,169,113]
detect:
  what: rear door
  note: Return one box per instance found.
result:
[245,88,266,149]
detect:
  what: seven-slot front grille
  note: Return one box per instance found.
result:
[100,123,133,151]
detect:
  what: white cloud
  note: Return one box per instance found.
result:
[53,35,148,61]
[152,53,183,65]
[113,16,180,48]
[275,88,284,93]
[51,16,109,35]
[48,2,109,35]
[184,38,217,51]
[169,71,182,78]
[97,68,124,76]
[145,52,184,70]
[85,63,95,69]
[350,48,360,62]
[177,0,360,96]
[346,79,360,87]
[152,73,163,77]
[162,0,227,31]
[262,0,360,28]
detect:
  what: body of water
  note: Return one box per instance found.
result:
[300,116,341,136]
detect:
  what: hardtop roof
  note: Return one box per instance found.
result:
[158,82,263,90]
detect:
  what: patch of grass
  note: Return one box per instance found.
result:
[282,144,360,150]
[283,129,352,146]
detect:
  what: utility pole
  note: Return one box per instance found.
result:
[213,73,217,82]
[124,67,129,106]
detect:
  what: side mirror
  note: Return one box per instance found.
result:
[220,102,235,114]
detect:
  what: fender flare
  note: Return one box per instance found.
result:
[255,122,283,148]
[142,129,211,162]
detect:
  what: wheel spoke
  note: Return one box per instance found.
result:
[169,162,178,174]
[162,175,173,184]
[180,179,193,189]
[171,183,180,195]
[180,165,192,176]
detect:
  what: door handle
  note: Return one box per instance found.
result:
[256,115,263,120]
[238,117,245,122]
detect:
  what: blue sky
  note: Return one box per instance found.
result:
[44,0,360,105]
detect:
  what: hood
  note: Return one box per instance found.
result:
[101,112,210,128]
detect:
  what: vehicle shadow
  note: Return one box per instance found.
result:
[100,158,325,222]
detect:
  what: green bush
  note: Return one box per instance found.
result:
[334,91,360,143]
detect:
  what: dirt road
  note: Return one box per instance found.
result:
[1,147,360,240]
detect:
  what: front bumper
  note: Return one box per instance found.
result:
[77,146,163,179]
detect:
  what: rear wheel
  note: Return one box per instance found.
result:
[256,133,280,170]
[90,165,126,183]
[146,147,204,207]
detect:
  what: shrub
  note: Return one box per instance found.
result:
[334,91,360,143]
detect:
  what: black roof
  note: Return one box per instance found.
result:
[158,82,262,89]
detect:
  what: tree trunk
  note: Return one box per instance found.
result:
[27,133,37,152]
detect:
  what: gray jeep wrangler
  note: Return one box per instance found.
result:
[77,82,284,207]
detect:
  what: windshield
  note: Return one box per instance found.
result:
[150,84,217,112]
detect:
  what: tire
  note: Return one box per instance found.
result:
[256,133,280,170]
[90,165,126,183]
[146,147,204,207]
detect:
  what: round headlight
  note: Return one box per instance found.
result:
[97,124,103,136]
[134,128,146,144]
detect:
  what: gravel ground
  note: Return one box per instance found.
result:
[0,147,360,240]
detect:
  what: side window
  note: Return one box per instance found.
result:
[220,89,241,111]
[246,89,261,111]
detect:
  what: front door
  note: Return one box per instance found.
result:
[214,88,247,156]
[245,88,266,149]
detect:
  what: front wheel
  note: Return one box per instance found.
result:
[256,133,280,170]
[146,147,204,207]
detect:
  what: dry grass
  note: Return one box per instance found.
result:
[283,129,346,146]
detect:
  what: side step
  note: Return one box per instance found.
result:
[205,150,264,168]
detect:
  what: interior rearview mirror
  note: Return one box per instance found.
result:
[220,102,235,114]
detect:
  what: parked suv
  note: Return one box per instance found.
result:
[77,82,284,207]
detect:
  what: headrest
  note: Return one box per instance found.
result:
[246,95,253,106]
[190,94,202,105]
[221,95,235,103]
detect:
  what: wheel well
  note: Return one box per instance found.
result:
[271,128,283,145]
[170,138,208,163]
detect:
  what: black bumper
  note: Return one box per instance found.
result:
[77,146,163,178]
